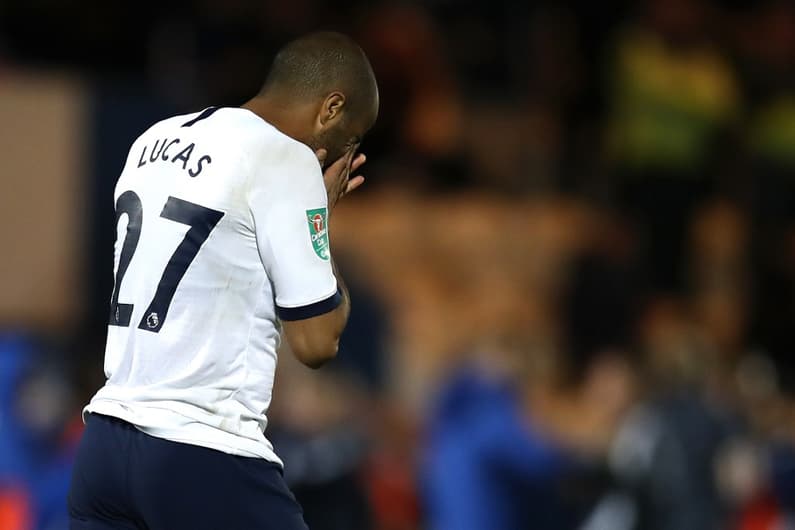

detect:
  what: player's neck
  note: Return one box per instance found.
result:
[241,96,313,146]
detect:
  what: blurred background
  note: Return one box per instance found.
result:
[3,0,795,528]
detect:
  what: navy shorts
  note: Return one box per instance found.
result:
[68,413,308,530]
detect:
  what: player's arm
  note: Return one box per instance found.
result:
[249,144,364,369]
[279,148,365,368]
[280,258,349,368]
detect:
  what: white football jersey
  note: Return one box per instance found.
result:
[85,107,339,464]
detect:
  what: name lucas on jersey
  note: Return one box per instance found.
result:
[137,138,211,178]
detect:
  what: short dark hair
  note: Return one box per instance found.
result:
[261,32,377,116]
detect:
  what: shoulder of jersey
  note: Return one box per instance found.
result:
[234,110,318,170]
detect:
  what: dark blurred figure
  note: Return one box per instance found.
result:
[584,201,750,530]
[589,296,744,530]
[0,334,81,530]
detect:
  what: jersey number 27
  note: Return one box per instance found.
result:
[109,191,224,333]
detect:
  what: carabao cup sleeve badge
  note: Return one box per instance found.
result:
[306,208,330,260]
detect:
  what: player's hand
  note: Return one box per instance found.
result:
[316,148,366,212]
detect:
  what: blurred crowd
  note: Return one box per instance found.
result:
[4,0,795,528]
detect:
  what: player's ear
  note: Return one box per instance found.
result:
[318,92,346,129]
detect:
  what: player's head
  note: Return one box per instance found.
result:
[258,32,379,164]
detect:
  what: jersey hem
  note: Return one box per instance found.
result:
[84,398,283,466]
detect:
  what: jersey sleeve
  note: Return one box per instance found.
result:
[247,142,340,321]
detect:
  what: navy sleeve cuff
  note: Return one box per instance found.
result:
[276,290,342,321]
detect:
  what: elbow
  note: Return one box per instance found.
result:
[300,343,338,369]
[292,337,339,369]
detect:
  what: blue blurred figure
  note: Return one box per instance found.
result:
[0,334,80,530]
[420,366,576,530]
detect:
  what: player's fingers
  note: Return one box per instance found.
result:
[339,150,357,181]
[327,149,354,176]
[351,153,366,173]
[344,147,357,168]
[345,175,365,195]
